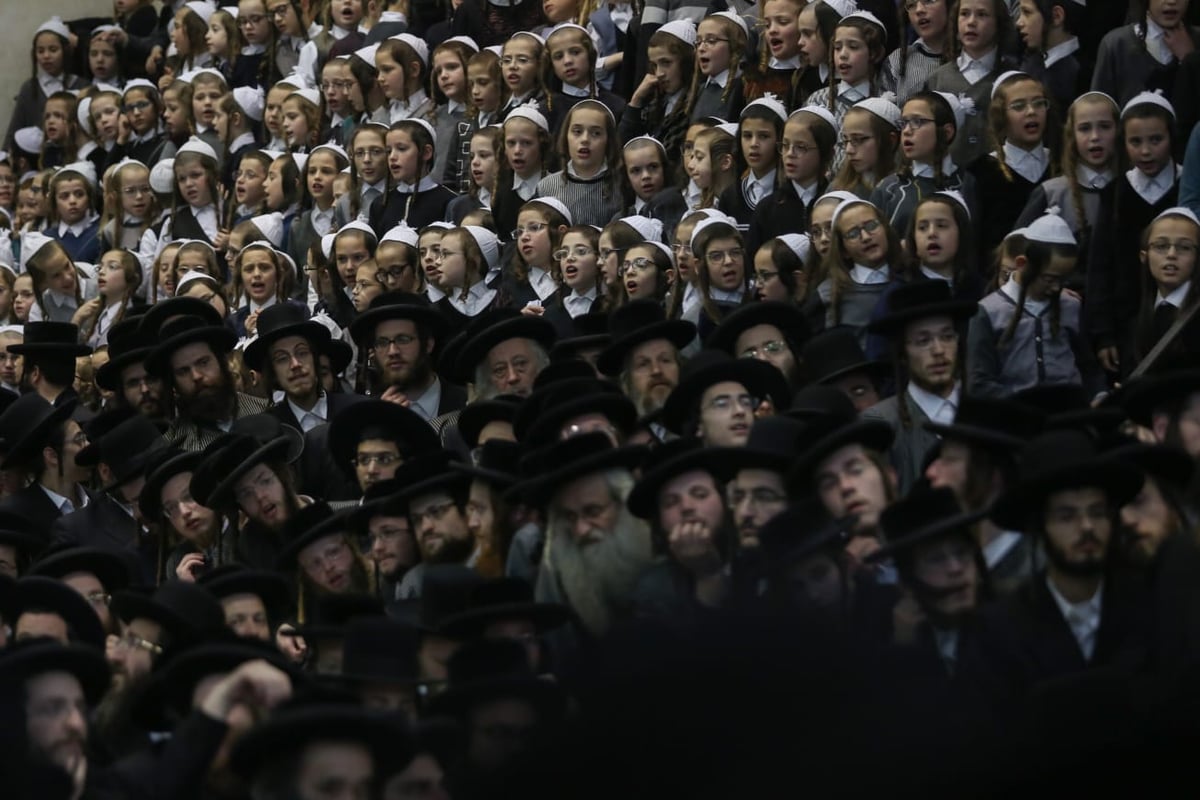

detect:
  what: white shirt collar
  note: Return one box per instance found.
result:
[478,187,492,208]
[241,43,267,55]
[528,266,557,301]
[1002,142,1050,184]
[912,154,958,178]
[1127,162,1177,205]
[706,69,730,89]
[769,55,801,70]
[566,162,608,180]
[395,175,440,194]
[791,179,818,206]
[837,79,870,102]
[1143,18,1173,65]
[818,63,829,83]
[956,47,997,84]
[425,283,446,302]
[564,286,597,316]
[58,215,94,238]
[709,286,744,304]
[1043,36,1080,68]
[1046,576,1103,660]
[562,83,590,97]
[450,279,498,316]
[389,90,429,122]
[362,179,386,196]
[685,179,702,210]
[229,131,256,153]
[1076,165,1113,190]
[447,98,466,115]
[745,169,776,206]
[682,282,701,313]
[286,392,328,432]
[920,265,953,286]
[1158,279,1191,308]
[907,380,960,425]
[1001,275,1048,316]
[40,483,88,514]
[849,263,890,284]
[249,295,278,314]
[982,530,1023,568]
[312,205,335,236]
[37,67,64,96]
[513,173,541,201]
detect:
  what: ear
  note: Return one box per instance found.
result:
[1051,4,1067,26]
[718,153,734,172]
[97,463,114,485]
[555,224,568,237]
[940,123,956,144]
[42,444,59,471]
[422,143,435,164]
[1151,412,1169,443]
[424,336,435,356]
[1139,248,1149,267]
[1013,254,1029,272]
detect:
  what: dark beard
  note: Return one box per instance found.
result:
[425,534,475,565]
[1043,533,1106,578]
[382,351,433,392]
[181,380,236,423]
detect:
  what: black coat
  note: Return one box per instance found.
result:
[49,493,157,586]
[0,482,70,540]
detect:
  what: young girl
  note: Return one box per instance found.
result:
[173,240,223,288]
[206,7,240,81]
[290,142,349,284]
[436,225,503,325]
[719,95,785,232]
[100,158,156,253]
[1091,0,1200,107]
[41,91,81,169]
[620,22,695,169]
[162,137,223,247]
[816,198,904,345]
[374,35,432,124]
[264,78,302,150]
[418,223,451,303]
[904,191,983,301]
[176,269,230,319]
[545,225,601,335]
[499,32,550,118]
[351,258,387,311]
[750,106,836,252]
[544,23,626,119]
[215,88,263,189]
[447,127,501,224]
[746,0,805,102]
[233,150,273,225]
[689,11,749,122]
[0,267,17,326]
[808,11,891,166]
[449,49,507,194]
[12,273,36,323]
[48,163,102,264]
[969,209,1101,398]
[832,97,901,197]
[338,123,390,226]
[1087,91,1181,377]
[1134,207,1200,365]
[596,218,645,313]
[689,125,738,213]
[972,71,1054,258]
[233,242,298,337]
[430,38,477,191]
[161,80,195,146]
[75,249,143,348]
[152,241,183,301]
[1015,0,1086,111]
[506,197,571,309]
[621,240,674,307]
[22,234,97,323]
[232,0,273,89]
[885,0,951,104]
[795,0,839,105]
[83,89,125,174]
[871,91,977,238]
[281,87,322,153]
[755,234,812,306]
[4,17,84,154]
[189,70,227,162]
[617,137,673,221]
[116,81,172,166]
[271,0,307,81]
[263,153,304,250]
[536,100,623,227]
[926,0,1014,168]
[370,120,457,234]
[689,213,750,334]
[87,27,124,86]
[167,2,214,80]
[493,105,551,237]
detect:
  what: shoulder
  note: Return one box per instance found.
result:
[861,395,900,422]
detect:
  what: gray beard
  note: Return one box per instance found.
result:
[549,512,654,637]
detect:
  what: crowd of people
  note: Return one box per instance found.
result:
[1,0,1200,797]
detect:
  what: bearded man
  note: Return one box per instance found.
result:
[597,300,696,422]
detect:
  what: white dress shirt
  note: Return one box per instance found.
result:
[912,155,958,178]
[769,55,801,69]
[1157,280,1191,309]
[450,279,498,316]
[956,47,997,84]
[837,79,870,103]
[664,89,684,117]
[744,169,776,207]
[1143,18,1173,65]
[41,484,89,515]
[478,187,492,209]
[907,380,960,425]
[982,530,1023,568]
[408,378,442,422]
[191,204,220,242]
[37,67,64,97]
[791,179,818,207]
[706,69,730,90]
[920,265,954,287]
[562,83,590,98]
[312,206,335,237]
[709,287,745,304]
[1046,577,1103,660]
[528,267,557,301]
[1002,142,1050,184]
[1128,163,1177,206]
[286,392,329,433]
[1002,275,1048,316]
[58,215,96,238]
[389,90,430,123]
[849,263,890,284]
[1077,165,1113,190]
[513,173,541,202]
[1043,36,1080,68]
[564,287,597,317]
[229,131,256,154]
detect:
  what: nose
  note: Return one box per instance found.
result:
[190,365,205,382]
[572,516,591,541]
[505,364,520,384]
[65,704,86,735]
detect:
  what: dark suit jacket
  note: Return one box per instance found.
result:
[0,483,70,540]
[861,392,942,496]
[49,493,157,586]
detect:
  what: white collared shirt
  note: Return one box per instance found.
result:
[920,265,953,286]
[709,286,744,304]
[912,155,958,178]
[1002,275,1048,316]
[286,391,328,432]
[1046,577,1103,660]
[362,179,386,199]
[1128,163,1177,206]
[513,173,541,201]
[664,88,684,117]
[478,187,492,208]
[425,283,446,303]
[837,79,870,102]
[58,215,94,238]
[907,380,960,425]
[791,179,818,207]
[312,206,335,236]
[745,169,776,207]
[389,90,429,123]
[1158,279,1191,308]
[1043,36,1080,68]
[956,47,997,84]
[394,176,440,194]
[41,483,89,515]
[408,377,442,422]
[566,162,608,180]
[88,302,121,347]
[1144,18,1172,65]
[769,55,801,70]
[562,83,590,98]
[564,286,597,317]
[191,203,219,242]
[249,296,278,315]
[37,67,64,97]
[1077,165,1113,190]
[1002,142,1050,184]
[528,266,556,301]
[849,263,889,285]
[682,282,701,315]
[685,179,702,210]
[982,530,1023,568]
[449,279,498,316]
[633,196,647,214]
[242,43,266,55]
[819,63,830,83]
[609,2,633,31]
[706,69,730,89]
[229,131,256,154]
[447,99,466,116]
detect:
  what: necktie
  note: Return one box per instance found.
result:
[1154,302,1178,339]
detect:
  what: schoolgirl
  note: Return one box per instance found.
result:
[117,81,176,166]
[1091,0,1200,107]
[47,162,102,265]
[619,21,695,170]
[596,217,646,313]
[535,100,623,227]
[745,0,805,102]
[162,79,196,146]
[447,127,502,224]
[86,25,125,87]
[232,149,273,225]
[370,119,457,234]
[620,240,674,308]
[1133,207,1200,365]
[884,0,951,104]
[430,37,478,191]
[545,225,602,335]
[262,153,305,252]
[4,17,86,151]
[160,137,224,249]
[750,106,836,253]
[373,34,433,124]
[189,69,229,164]
[831,97,902,198]
[206,7,240,82]
[544,23,626,119]
[755,234,813,308]
[281,86,322,153]
[435,225,505,327]
[505,197,571,309]
[289,142,350,282]
[216,86,266,189]
[232,0,274,88]
[100,158,156,254]
[20,232,98,324]
[815,198,904,345]
[719,94,785,233]
[336,122,390,227]
[75,249,144,348]
[688,11,749,122]
[499,33,551,118]
[1015,0,1088,110]
[688,212,751,335]
[688,125,738,213]
[795,0,840,105]
[41,91,82,169]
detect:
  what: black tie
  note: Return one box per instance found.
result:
[1154,303,1178,340]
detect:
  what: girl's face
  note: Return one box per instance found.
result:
[307,151,340,206]
[210,105,231,143]
[559,231,598,292]
[35,32,64,76]
[682,123,707,167]
[265,86,290,137]
[46,252,78,295]
[97,253,129,299]
[504,119,543,178]
[624,144,665,201]
[688,139,715,188]
[238,0,272,44]
[622,244,662,300]
[264,160,286,210]
[797,6,828,68]
[740,117,778,176]
[1003,79,1048,149]
[833,26,871,85]
[841,110,881,175]
[1148,0,1187,29]
[17,188,40,226]
[957,0,997,56]
[754,246,791,302]
[206,19,229,54]
[909,0,949,43]
[674,221,698,283]
[468,64,501,113]
[118,167,152,219]
[780,119,821,182]
[163,90,189,136]
[646,46,685,95]
[272,0,303,35]
[281,97,310,148]
[174,246,212,282]
[598,231,620,287]
[236,159,268,206]
[549,33,590,88]
[1024,254,1074,302]
[542,0,579,23]
[762,0,801,59]
[177,160,213,207]
[158,247,180,294]
[240,248,279,303]
[0,165,14,210]
[321,63,350,116]
[696,19,733,77]
[810,200,836,257]
[43,100,71,143]
[123,89,157,135]
[837,205,887,267]
[502,38,541,96]
[172,10,192,53]
[91,96,122,142]
[329,0,367,28]
[468,134,498,190]
[914,202,960,269]
[433,50,467,102]
[386,128,424,184]
[375,48,408,100]
[354,132,388,184]
[352,263,385,310]
[566,107,609,174]
[89,38,118,80]
[193,83,223,129]
[1072,99,1118,169]
[901,99,939,162]
[12,276,35,321]
[183,280,228,316]
[1015,0,1045,51]
[55,179,89,225]
[418,231,444,286]
[704,236,745,291]
[1125,115,1172,177]
[1145,217,1198,294]
[516,209,553,266]
[435,234,468,290]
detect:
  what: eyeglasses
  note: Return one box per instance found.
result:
[434,250,461,262]
[271,345,313,367]
[85,591,111,608]
[696,35,730,47]
[598,247,623,261]
[321,79,355,91]
[121,184,152,196]
[353,453,400,468]
[373,333,417,350]
[839,134,874,149]
[234,471,279,504]
[411,500,457,526]
[163,490,197,520]
[704,393,758,412]
[778,141,817,156]
[122,100,153,113]
[553,246,595,261]
[740,340,788,359]
[619,257,655,276]
[810,223,832,241]
[67,432,88,447]
[705,248,744,265]
[268,3,292,17]
[754,269,778,284]
[905,330,959,350]
[671,243,691,255]
[512,222,548,238]
[1149,239,1198,255]
[238,13,267,26]
[235,168,262,181]
[115,632,163,656]
[353,147,386,160]
[377,264,412,283]
[841,219,881,241]
[898,116,934,131]
[1007,98,1050,113]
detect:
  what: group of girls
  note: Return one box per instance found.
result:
[0,0,1196,403]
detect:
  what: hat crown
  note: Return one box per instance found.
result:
[802,327,873,384]
[342,617,419,676]
[946,396,1043,440]
[20,321,82,347]
[884,279,954,316]
[148,580,226,639]
[606,299,669,340]
[880,486,968,544]
[303,592,384,628]
[282,500,338,544]
[446,638,538,686]
[474,439,523,475]
[1017,430,1106,482]
[788,384,858,421]
[419,565,485,630]
[742,415,808,458]
[255,302,313,338]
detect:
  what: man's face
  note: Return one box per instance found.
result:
[25,671,89,774]
[295,741,373,800]
[222,593,271,641]
[467,698,539,773]
[625,339,679,415]
[409,491,472,563]
[0,542,19,578]
[466,480,496,544]
[355,439,401,491]
[374,319,431,390]
[16,611,69,643]
[784,553,845,612]
[112,617,164,685]
[484,618,541,671]
[910,535,980,619]
[925,439,970,504]
[383,753,448,800]
[170,342,230,420]
[902,316,958,395]
[299,532,357,594]
[367,513,417,580]
[61,571,112,633]
[162,471,218,541]
[120,362,162,417]
[815,444,892,536]
[554,473,619,546]
[658,469,725,535]
[831,371,880,412]
[234,463,291,530]
[270,334,319,402]
[485,338,541,397]
[734,324,797,385]
[697,380,755,447]
[59,420,89,484]
[728,468,786,549]
[1153,392,1200,458]
[1042,487,1111,577]
[1120,476,1179,566]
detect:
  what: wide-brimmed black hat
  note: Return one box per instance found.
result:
[801,326,890,386]
[427,638,566,720]
[338,615,421,685]
[8,321,92,358]
[145,314,238,377]
[398,460,472,504]
[348,458,445,534]
[29,546,132,593]
[453,309,557,379]
[189,432,294,509]
[1119,368,1200,428]
[0,639,111,704]
[457,395,522,449]
[328,399,440,478]
[531,358,596,390]
[705,300,810,357]
[1102,440,1195,491]
[515,431,646,509]
[450,439,522,489]
[139,296,224,337]
[288,592,383,640]
[276,501,355,571]
[75,413,168,489]
[626,438,727,520]
[438,577,571,639]
[757,498,853,568]
[783,384,860,423]
[232,413,306,461]
[348,290,449,346]
[515,377,636,446]
[400,564,484,635]
[139,448,205,521]
[549,311,610,362]
[867,281,977,337]
[868,485,986,562]
[1014,383,1125,433]
[0,525,45,565]
[95,318,156,391]
[75,407,140,466]
[702,416,813,483]
[197,564,293,619]
[11,576,106,648]
[0,393,76,469]
[153,637,292,718]
[111,580,226,644]
[325,338,353,377]
[596,300,696,377]
[924,395,1044,451]
[659,350,791,435]
[244,303,333,369]
[990,430,1145,530]
[789,414,896,484]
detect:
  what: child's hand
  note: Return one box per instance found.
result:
[157,64,175,92]
[71,298,102,327]
[1097,346,1120,373]
[630,73,659,108]
[213,228,231,252]
[244,310,260,336]
[105,27,128,47]
[117,115,130,146]
[521,303,545,316]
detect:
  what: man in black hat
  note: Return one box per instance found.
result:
[514,375,638,447]
[801,326,888,412]
[29,546,132,638]
[397,455,476,599]
[862,282,977,493]
[197,565,292,641]
[10,576,107,647]
[139,448,227,582]
[1111,441,1197,568]
[352,477,419,601]
[0,511,45,578]
[339,615,423,716]
[439,576,571,672]
[328,399,441,496]
[94,318,163,419]
[756,499,855,620]
[145,315,270,452]
[597,300,696,421]
[277,502,375,604]
[660,350,790,448]
[1121,368,1200,459]
[108,581,226,691]
[0,393,92,534]
[706,301,808,389]
[8,321,93,406]
[454,307,557,402]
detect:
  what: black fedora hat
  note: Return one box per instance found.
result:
[145,314,238,377]
[348,290,448,345]
[0,393,76,470]
[139,449,205,522]
[288,592,384,640]
[243,303,332,369]
[1119,368,1200,428]
[659,350,791,435]
[189,432,294,509]
[8,321,92,358]
[989,430,1145,530]
[626,437,726,520]
[434,327,471,386]
[138,296,224,337]
[801,326,889,385]
[111,580,226,644]
[275,501,354,571]
[866,280,977,337]
[705,300,810,357]
[531,358,596,390]
[453,309,557,380]
[704,415,813,482]
[95,317,154,391]
[409,564,484,635]
[596,300,696,377]
[868,485,986,562]
[153,637,292,718]
[29,546,132,593]
[0,526,45,565]
[0,639,110,704]
[348,456,448,533]
[457,395,522,449]
[338,615,421,685]
[516,431,646,509]
[450,439,523,489]
[438,577,571,639]
[549,310,610,362]
[327,399,440,479]
[783,384,859,422]
[75,413,168,490]
[11,576,107,648]
[1014,383,1125,433]
[923,395,1044,451]
[75,407,140,466]
[1101,441,1195,491]
[427,638,566,720]
[515,377,637,446]
[197,564,293,620]
[789,414,896,484]
[324,338,353,377]
[230,412,305,462]
[757,498,853,568]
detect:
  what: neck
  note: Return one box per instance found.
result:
[315,196,334,211]
[921,33,946,52]
[1046,29,1071,49]
[40,470,76,500]
[923,262,953,278]
[289,388,320,411]
[1047,565,1102,604]
[398,371,435,398]
[33,383,61,405]
[573,161,601,178]
[963,43,992,60]
[974,517,1004,548]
